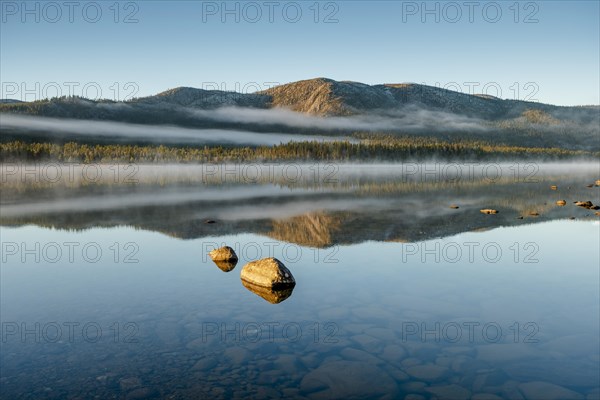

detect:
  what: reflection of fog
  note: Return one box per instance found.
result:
[0,114,356,146]
[3,163,599,187]
[0,185,335,218]
[210,198,394,221]
[1,163,598,245]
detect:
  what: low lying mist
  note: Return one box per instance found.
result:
[0,114,357,146]
[187,105,491,133]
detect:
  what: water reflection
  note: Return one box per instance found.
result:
[1,162,599,399]
[2,163,599,245]
[241,280,295,304]
[212,259,238,272]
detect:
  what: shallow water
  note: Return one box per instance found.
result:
[1,162,599,399]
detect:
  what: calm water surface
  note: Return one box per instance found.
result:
[1,163,599,399]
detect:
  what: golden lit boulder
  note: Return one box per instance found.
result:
[480,209,498,214]
[556,200,566,206]
[449,205,459,209]
[208,246,238,272]
[208,246,238,261]
[550,185,557,190]
[240,257,295,288]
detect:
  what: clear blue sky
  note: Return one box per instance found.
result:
[1,1,599,105]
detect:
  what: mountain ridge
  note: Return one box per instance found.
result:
[2,77,593,118]
[1,78,598,151]
[134,78,583,118]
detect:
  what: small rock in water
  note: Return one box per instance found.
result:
[209,246,238,272]
[340,347,382,364]
[401,357,422,369]
[442,346,475,357]
[209,246,238,261]
[586,184,594,188]
[193,357,218,371]
[240,257,295,288]
[480,209,498,214]
[449,205,459,209]
[556,200,567,206]
[574,201,594,209]
[380,344,407,364]
[471,394,504,400]
[401,382,427,393]
[550,185,558,190]
[425,384,471,400]
[404,395,426,400]
[596,179,600,186]
[224,347,252,365]
[119,377,142,391]
[405,364,449,382]
[472,369,510,392]
[300,360,398,398]
[126,387,158,400]
[528,212,540,217]
[516,216,524,219]
[204,219,216,224]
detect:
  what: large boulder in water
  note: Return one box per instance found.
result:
[240,257,295,288]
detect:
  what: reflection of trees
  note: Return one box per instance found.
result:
[1,175,598,246]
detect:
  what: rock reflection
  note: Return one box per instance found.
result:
[208,246,238,272]
[212,259,238,272]
[241,280,295,304]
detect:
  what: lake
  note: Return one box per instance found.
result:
[1,162,599,399]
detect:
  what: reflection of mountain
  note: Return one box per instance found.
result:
[2,169,598,246]
[269,213,342,248]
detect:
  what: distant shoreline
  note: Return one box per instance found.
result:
[1,138,597,164]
